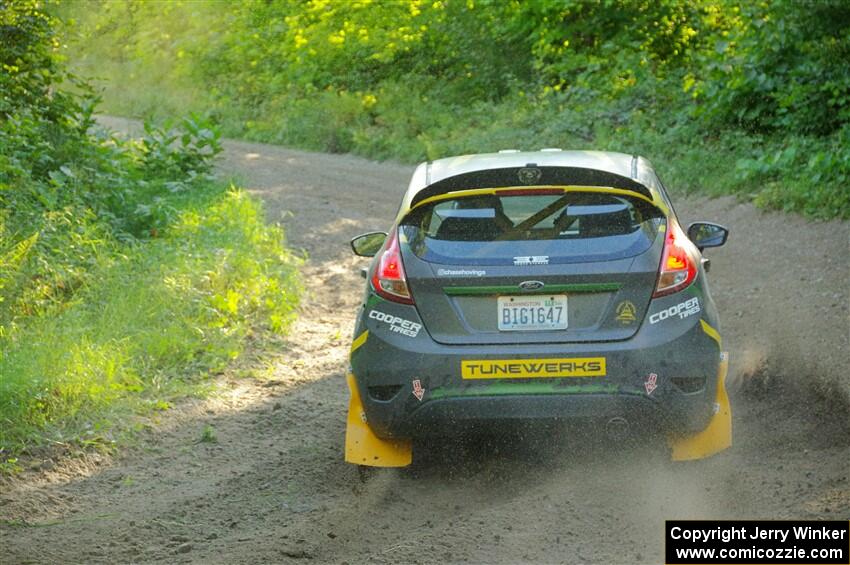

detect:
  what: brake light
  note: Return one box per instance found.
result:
[371,228,414,304]
[653,223,697,297]
[497,189,564,196]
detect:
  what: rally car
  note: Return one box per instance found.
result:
[346,150,731,467]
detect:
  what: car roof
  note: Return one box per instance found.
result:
[429,150,638,184]
[399,150,666,217]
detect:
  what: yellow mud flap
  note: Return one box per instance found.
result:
[669,351,732,461]
[345,373,412,467]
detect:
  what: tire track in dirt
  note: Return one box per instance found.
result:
[1,119,848,564]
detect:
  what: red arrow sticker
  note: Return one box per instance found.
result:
[412,379,425,401]
[644,373,658,395]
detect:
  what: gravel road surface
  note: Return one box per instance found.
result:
[2,118,848,564]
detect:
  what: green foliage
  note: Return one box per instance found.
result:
[2,0,74,117]
[198,424,217,444]
[0,1,301,459]
[692,1,850,135]
[0,184,301,453]
[735,126,850,217]
[0,456,21,474]
[60,0,850,219]
[140,114,222,176]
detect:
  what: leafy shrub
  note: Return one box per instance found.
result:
[59,0,850,218]
[0,1,301,458]
[693,1,850,135]
[0,186,300,453]
[139,113,222,176]
[737,126,850,218]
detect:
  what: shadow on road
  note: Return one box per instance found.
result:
[3,120,848,564]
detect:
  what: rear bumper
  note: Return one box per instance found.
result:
[350,293,723,440]
[400,392,668,437]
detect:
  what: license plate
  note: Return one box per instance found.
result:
[498,295,567,331]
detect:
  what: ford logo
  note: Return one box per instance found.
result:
[519,280,545,291]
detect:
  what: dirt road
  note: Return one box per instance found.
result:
[2,122,848,564]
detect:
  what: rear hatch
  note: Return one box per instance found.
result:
[400,189,666,345]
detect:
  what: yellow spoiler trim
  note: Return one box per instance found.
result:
[409,185,669,216]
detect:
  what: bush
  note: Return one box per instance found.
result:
[0,1,301,460]
[693,1,850,135]
[0,185,300,453]
[59,0,850,219]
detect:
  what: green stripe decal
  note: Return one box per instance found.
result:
[429,382,643,400]
[443,282,621,296]
[365,293,382,308]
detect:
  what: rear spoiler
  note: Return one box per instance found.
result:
[408,166,654,209]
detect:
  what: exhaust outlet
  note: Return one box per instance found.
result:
[605,417,630,442]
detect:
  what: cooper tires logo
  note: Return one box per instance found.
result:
[649,297,701,324]
[368,310,421,338]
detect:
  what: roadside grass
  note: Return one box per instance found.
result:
[198,424,218,444]
[0,2,303,473]
[0,183,301,463]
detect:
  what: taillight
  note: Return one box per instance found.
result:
[653,222,697,297]
[370,228,414,304]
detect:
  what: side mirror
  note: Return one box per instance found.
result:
[687,222,729,251]
[350,232,387,257]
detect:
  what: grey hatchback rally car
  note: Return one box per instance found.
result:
[345,150,731,467]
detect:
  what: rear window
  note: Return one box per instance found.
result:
[401,192,664,265]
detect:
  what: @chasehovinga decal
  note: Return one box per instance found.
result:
[462,357,606,379]
[513,255,549,266]
[615,300,637,324]
[437,268,486,277]
[369,310,421,338]
[649,297,700,324]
